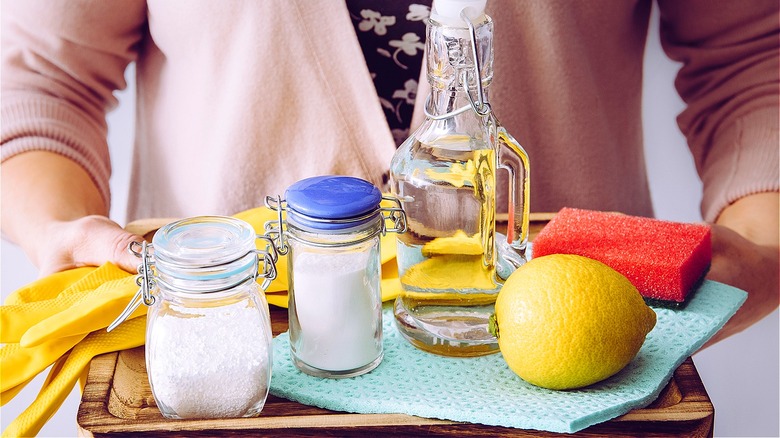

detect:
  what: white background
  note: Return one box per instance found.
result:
[2,7,778,437]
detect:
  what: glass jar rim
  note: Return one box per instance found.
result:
[152,216,258,285]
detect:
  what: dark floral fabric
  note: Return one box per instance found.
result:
[346,1,432,146]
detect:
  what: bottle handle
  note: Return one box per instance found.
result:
[494,121,530,273]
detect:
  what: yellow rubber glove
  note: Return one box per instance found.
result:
[1,316,146,438]
[265,294,289,308]
[1,333,87,394]
[1,264,129,343]
[20,276,142,348]
[1,376,34,407]
[0,354,70,408]
[3,267,94,306]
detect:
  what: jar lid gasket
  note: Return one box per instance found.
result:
[152,216,256,271]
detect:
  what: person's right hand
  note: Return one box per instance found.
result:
[2,152,144,278]
[39,215,144,276]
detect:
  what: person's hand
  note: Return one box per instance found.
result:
[702,192,779,347]
[704,224,779,346]
[2,152,144,277]
[38,215,144,276]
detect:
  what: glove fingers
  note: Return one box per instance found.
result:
[1,299,80,344]
[41,352,70,390]
[1,317,146,438]
[1,350,88,437]
[1,264,130,343]
[3,267,94,306]
[20,277,139,348]
[0,375,34,407]
[78,362,90,393]
[1,334,85,392]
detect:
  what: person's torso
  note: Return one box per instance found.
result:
[128,0,654,221]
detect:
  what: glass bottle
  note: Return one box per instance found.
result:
[389,0,530,357]
[264,175,406,378]
[109,216,277,419]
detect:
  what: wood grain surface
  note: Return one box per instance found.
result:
[77,318,714,437]
[76,213,714,437]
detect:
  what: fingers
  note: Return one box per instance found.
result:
[703,224,780,346]
[106,228,147,274]
[39,216,144,276]
[73,216,144,274]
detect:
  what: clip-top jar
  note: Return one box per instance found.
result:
[109,216,277,419]
[265,175,406,378]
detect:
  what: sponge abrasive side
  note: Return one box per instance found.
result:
[532,208,711,306]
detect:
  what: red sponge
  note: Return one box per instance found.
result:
[532,208,711,305]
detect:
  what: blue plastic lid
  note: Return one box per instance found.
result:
[285,175,382,231]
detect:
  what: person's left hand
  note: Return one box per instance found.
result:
[702,192,779,347]
[704,223,779,346]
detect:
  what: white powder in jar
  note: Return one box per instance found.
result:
[147,298,271,419]
[291,250,382,372]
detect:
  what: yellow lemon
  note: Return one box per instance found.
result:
[490,254,656,390]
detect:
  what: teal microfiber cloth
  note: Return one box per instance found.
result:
[269,280,746,433]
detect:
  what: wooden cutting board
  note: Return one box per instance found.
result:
[77,319,714,437]
[76,213,714,437]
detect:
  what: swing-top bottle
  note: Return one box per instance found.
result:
[389,0,530,356]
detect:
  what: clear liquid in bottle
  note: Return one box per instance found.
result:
[392,135,501,356]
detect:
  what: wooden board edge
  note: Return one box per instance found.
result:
[613,358,713,423]
[77,352,122,431]
[78,413,455,435]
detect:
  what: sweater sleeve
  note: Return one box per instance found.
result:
[1,0,147,208]
[657,0,779,222]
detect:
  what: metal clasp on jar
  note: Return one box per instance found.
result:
[107,235,280,332]
[263,194,407,250]
[379,196,407,235]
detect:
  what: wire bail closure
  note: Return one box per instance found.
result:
[107,241,155,332]
[380,196,408,235]
[424,9,491,120]
[108,233,280,332]
[264,194,406,245]
[254,234,279,291]
[264,196,289,256]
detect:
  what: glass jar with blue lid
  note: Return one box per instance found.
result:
[265,175,406,378]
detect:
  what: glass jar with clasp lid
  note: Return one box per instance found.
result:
[264,175,406,378]
[108,216,278,419]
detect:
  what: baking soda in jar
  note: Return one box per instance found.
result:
[291,249,382,372]
[264,175,406,378]
[147,293,271,418]
[108,216,277,419]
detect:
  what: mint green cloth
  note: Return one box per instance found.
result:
[269,280,746,433]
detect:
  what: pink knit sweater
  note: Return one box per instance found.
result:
[2,0,778,223]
